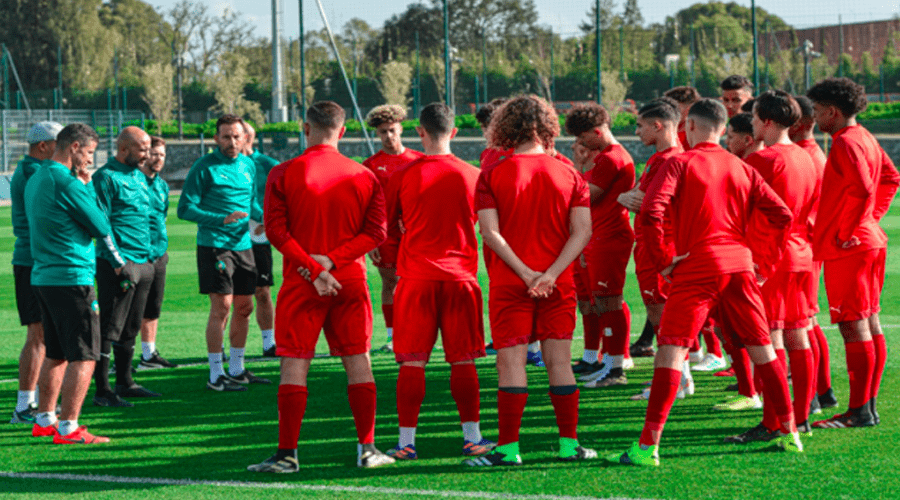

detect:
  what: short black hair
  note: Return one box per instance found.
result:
[806,77,868,117]
[754,90,801,128]
[475,98,507,128]
[663,86,700,104]
[729,113,754,135]
[740,98,755,112]
[306,101,346,130]
[55,123,99,151]
[419,102,454,137]
[216,114,243,134]
[564,103,610,136]
[688,98,728,128]
[721,75,753,92]
[794,95,815,119]
[638,98,680,122]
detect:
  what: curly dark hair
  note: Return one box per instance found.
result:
[365,104,407,128]
[487,95,560,150]
[475,98,507,128]
[807,77,868,117]
[564,103,610,136]
[754,90,800,128]
[720,75,753,92]
[663,86,700,104]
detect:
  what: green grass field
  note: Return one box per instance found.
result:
[0,196,897,499]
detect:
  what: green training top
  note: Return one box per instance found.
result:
[250,150,280,209]
[25,161,124,286]
[92,158,152,264]
[10,155,44,267]
[177,149,262,251]
[146,173,170,261]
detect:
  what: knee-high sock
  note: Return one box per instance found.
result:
[732,347,756,398]
[639,367,681,447]
[583,313,602,352]
[807,327,821,398]
[397,366,426,428]
[812,324,832,393]
[871,334,887,400]
[497,388,528,446]
[788,348,815,425]
[845,340,875,409]
[549,386,579,439]
[278,384,308,449]
[347,382,377,445]
[605,302,631,357]
[760,350,787,431]
[450,363,480,423]
[755,357,794,434]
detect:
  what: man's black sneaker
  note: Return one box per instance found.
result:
[207,375,247,392]
[115,384,161,398]
[463,450,523,467]
[629,342,655,357]
[572,360,601,375]
[92,391,134,407]
[263,345,277,357]
[813,405,876,429]
[138,350,177,369]
[723,423,778,444]
[809,393,822,415]
[818,387,838,409]
[230,370,272,384]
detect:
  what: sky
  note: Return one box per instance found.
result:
[147,0,900,40]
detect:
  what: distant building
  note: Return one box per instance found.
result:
[760,18,900,66]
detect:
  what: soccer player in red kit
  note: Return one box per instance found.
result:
[564,103,635,388]
[663,86,700,151]
[789,95,836,413]
[807,78,900,428]
[465,95,595,467]
[381,103,494,460]
[248,101,394,472]
[721,75,754,119]
[608,99,802,467]
[363,105,424,353]
[726,91,819,441]
[477,98,513,168]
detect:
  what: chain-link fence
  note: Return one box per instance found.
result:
[0,109,146,173]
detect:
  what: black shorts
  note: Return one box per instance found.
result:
[197,246,257,296]
[253,244,275,287]
[143,253,169,320]
[96,258,155,344]
[13,265,41,326]
[34,285,101,362]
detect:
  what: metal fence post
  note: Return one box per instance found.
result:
[200,132,205,157]
[1,110,7,173]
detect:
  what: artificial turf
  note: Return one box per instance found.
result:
[0,196,896,499]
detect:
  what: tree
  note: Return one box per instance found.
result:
[579,0,617,33]
[209,52,265,124]
[192,6,254,78]
[601,71,630,118]
[141,62,176,133]
[99,0,169,85]
[378,61,413,106]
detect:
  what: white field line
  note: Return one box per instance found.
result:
[0,471,648,500]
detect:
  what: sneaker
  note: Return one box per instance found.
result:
[630,384,687,401]
[712,394,763,411]
[809,395,822,415]
[115,384,161,398]
[714,367,735,377]
[629,342,655,357]
[387,444,417,460]
[358,448,396,468]
[138,350,177,369]
[11,403,38,424]
[526,350,545,367]
[812,406,875,429]
[606,441,659,467]
[263,345,277,357]
[558,445,598,462]
[463,449,522,467]
[584,372,627,388]
[572,359,600,375]
[247,454,299,473]
[723,423,778,444]
[53,425,110,444]
[622,357,635,370]
[207,375,248,392]
[681,374,695,396]
[484,343,497,356]
[579,354,611,382]
[870,397,880,425]
[774,431,804,453]
[32,423,58,437]
[462,439,496,456]
[796,421,812,437]
[818,387,838,409]
[229,370,272,385]
[693,353,727,372]
[92,391,134,407]
[689,348,704,363]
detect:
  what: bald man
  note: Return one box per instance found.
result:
[91,126,162,407]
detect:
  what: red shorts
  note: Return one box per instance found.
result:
[488,279,576,350]
[585,238,633,297]
[823,248,886,323]
[393,279,486,363]
[658,272,770,349]
[635,257,669,306]
[760,270,813,330]
[274,278,373,358]
[808,261,822,314]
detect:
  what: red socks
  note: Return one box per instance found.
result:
[812,324,831,394]
[731,348,756,398]
[605,302,631,357]
[640,367,681,447]
[549,388,579,439]
[702,328,724,358]
[845,340,875,409]
[348,382,377,444]
[382,304,394,329]
[397,366,426,428]
[808,327,821,395]
[872,334,887,400]
[278,384,308,449]
[756,358,794,434]
[583,313,602,351]
[788,349,815,425]
[497,389,528,446]
[450,363,481,423]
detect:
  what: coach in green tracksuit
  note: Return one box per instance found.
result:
[9,121,62,425]
[91,126,161,407]
[27,123,125,444]
[178,114,268,392]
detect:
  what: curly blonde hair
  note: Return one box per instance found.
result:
[486,95,560,150]
[365,104,407,128]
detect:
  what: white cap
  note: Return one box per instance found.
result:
[26,121,64,144]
